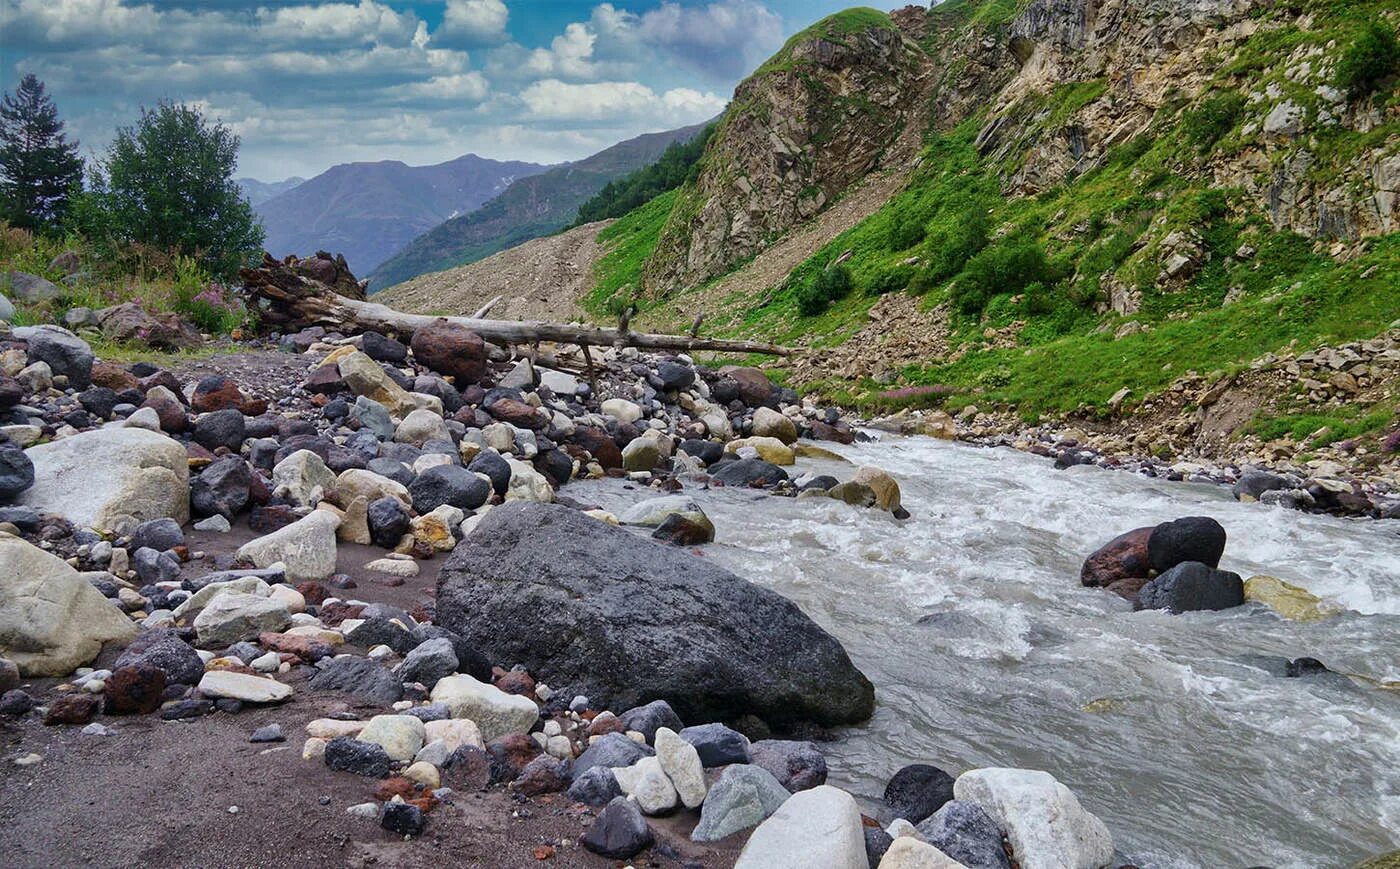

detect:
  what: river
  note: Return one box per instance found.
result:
[572,433,1400,869]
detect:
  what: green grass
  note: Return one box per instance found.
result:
[756,8,897,76]
[583,189,680,316]
[1249,406,1397,446]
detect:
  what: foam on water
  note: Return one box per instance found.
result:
[571,433,1400,868]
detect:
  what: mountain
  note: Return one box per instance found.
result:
[237,177,304,206]
[367,123,712,291]
[255,154,549,277]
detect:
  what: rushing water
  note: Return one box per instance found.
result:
[573,434,1400,869]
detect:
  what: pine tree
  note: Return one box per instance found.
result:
[0,74,84,230]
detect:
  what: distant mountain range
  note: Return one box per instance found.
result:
[367,122,712,291]
[237,177,305,206]
[251,154,549,276]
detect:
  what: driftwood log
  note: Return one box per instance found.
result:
[240,254,792,357]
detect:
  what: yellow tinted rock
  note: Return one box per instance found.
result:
[1244,575,1340,621]
[725,436,795,465]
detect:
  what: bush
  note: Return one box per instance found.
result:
[952,238,1055,315]
[888,209,929,250]
[1182,91,1246,152]
[1023,281,1055,315]
[924,206,990,285]
[170,255,251,334]
[868,265,915,295]
[796,264,853,316]
[1336,20,1400,98]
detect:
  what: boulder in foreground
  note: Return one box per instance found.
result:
[16,428,188,532]
[436,502,874,728]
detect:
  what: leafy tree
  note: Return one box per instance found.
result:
[570,125,716,227]
[0,74,84,230]
[1336,19,1400,99]
[796,263,853,316]
[81,101,263,276]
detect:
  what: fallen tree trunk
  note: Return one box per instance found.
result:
[241,257,793,357]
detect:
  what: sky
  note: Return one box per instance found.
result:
[0,0,922,181]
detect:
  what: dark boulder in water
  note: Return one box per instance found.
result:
[1147,516,1226,572]
[1137,561,1243,613]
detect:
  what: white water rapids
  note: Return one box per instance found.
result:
[572,434,1400,869]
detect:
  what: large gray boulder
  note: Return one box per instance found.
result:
[436,502,874,728]
[13,324,93,388]
[0,532,137,676]
[16,428,188,531]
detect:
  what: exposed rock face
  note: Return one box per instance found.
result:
[436,502,875,728]
[644,11,930,294]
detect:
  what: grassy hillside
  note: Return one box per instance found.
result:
[368,123,710,291]
[583,0,1400,445]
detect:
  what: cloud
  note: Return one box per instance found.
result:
[525,22,598,79]
[438,0,509,47]
[637,0,785,79]
[519,79,725,123]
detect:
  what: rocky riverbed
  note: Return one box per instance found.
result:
[1,315,1396,869]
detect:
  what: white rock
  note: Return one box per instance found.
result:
[613,755,678,815]
[346,802,379,819]
[878,837,969,868]
[302,737,327,761]
[366,557,420,577]
[887,818,922,839]
[953,768,1113,869]
[335,468,411,508]
[415,738,452,767]
[171,576,271,618]
[357,714,426,762]
[601,398,644,424]
[735,785,867,869]
[306,718,366,739]
[267,583,306,614]
[193,514,231,533]
[17,428,188,532]
[423,718,484,751]
[272,450,337,508]
[429,673,538,742]
[394,408,450,447]
[122,406,162,432]
[403,760,440,788]
[192,592,291,647]
[655,726,707,809]
[504,458,553,503]
[236,510,340,582]
[0,533,138,676]
[197,670,292,703]
[250,651,281,672]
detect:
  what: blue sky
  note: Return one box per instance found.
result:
[0,0,921,181]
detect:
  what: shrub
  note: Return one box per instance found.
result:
[868,265,915,295]
[924,206,990,285]
[1182,91,1246,152]
[888,209,929,250]
[952,238,1055,314]
[1336,19,1400,98]
[170,255,251,334]
[796,263,853,316]
[1022,281,1055,315]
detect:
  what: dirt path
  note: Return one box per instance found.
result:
[374,221,613,323]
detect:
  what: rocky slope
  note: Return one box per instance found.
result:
[255,154,548,277]
[368,124,710,291]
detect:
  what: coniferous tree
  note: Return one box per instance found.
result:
[0,74,84,230]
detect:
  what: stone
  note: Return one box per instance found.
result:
[0,440,34,500]
[573,731,654,778]
[367,497,412,549]
[193,593,291,647]
[14,324,92,388]
[582,796,654,860]
[17,428,188,531]
[0,533,137,676]
[0,658,17,694]
[601,398,644,424]
[752,407,798,444]
[357,714,426,762]
[307,655,404,706]
[725,436,795,465]
[45,692,99,725]
[197,670,292,703]
[402,760,440,789]
[852,466,903,512]
[512,754,572,796]
[710,458,789,487]
[952,768,1113,869]
[655,726,707,808]
[114,630,204,685]
[504,457,553,502]
[103,663,167,714]
[618,496,715,538]
[429,673,538,742]
[359,331,408,364]
[1147,516,1226,572]
[346,616,420,655]
[613,755,678,815]
[395,408,450,447]
[1137,561,1244,613]
[916,800,1011,869]
[734,785,867,869]
[680,722,751,766]
[272,450,337,509]
[1243,575,1339,621]
[410,320,486,384]
[1232,470,1291,502]
[189,375,245,413]
[191,457,251,519]
[885,764,955,825]
[409,464,491,514]
[250,724,285,743]
[0,688,34,715]
[878,837,970,868]
[568,764,622,805]
[692,764,792,841]
[236,510,340,582]
[1079,527,1152,588]
[325,736,392,778]
[338,350,417,415]
[192,408,246,452]
[436,503,872,728]
[397,637,458,687]
[620,699,683,743]
[750,739,828,792]
[467,450,511,496]
[423,717,484,751]
[621,437,661,471]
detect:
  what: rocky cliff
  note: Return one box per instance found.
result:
[642,9,932,295]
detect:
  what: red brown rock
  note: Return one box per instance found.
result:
[249,505,299,533]
[587,715,625,738]
[103,664,167,715]
[296,582,330,606]
[488,399,544,430]
[373,777,419,801]
[511,755,570,796]
[141,395,189,433]
[494,670,536,697]
[808,420,855,444]
[1105,576,1151,605]
[43,692,99,725]
[487,733,541,781]
[1080,527,1154,588]
[409,320,487,384]
[572,426,622,470]
[719,365,775,407]
[90,362,140,392]
[302,365,344,395]
[318,601,366,627]
[257,632,332,663]
[190,375,245,413]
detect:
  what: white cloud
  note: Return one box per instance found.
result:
[439,0,509,46]
[519,79,724,123]
[637,0,784,78]
[388,72,490,103]
[525,22,599,79]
